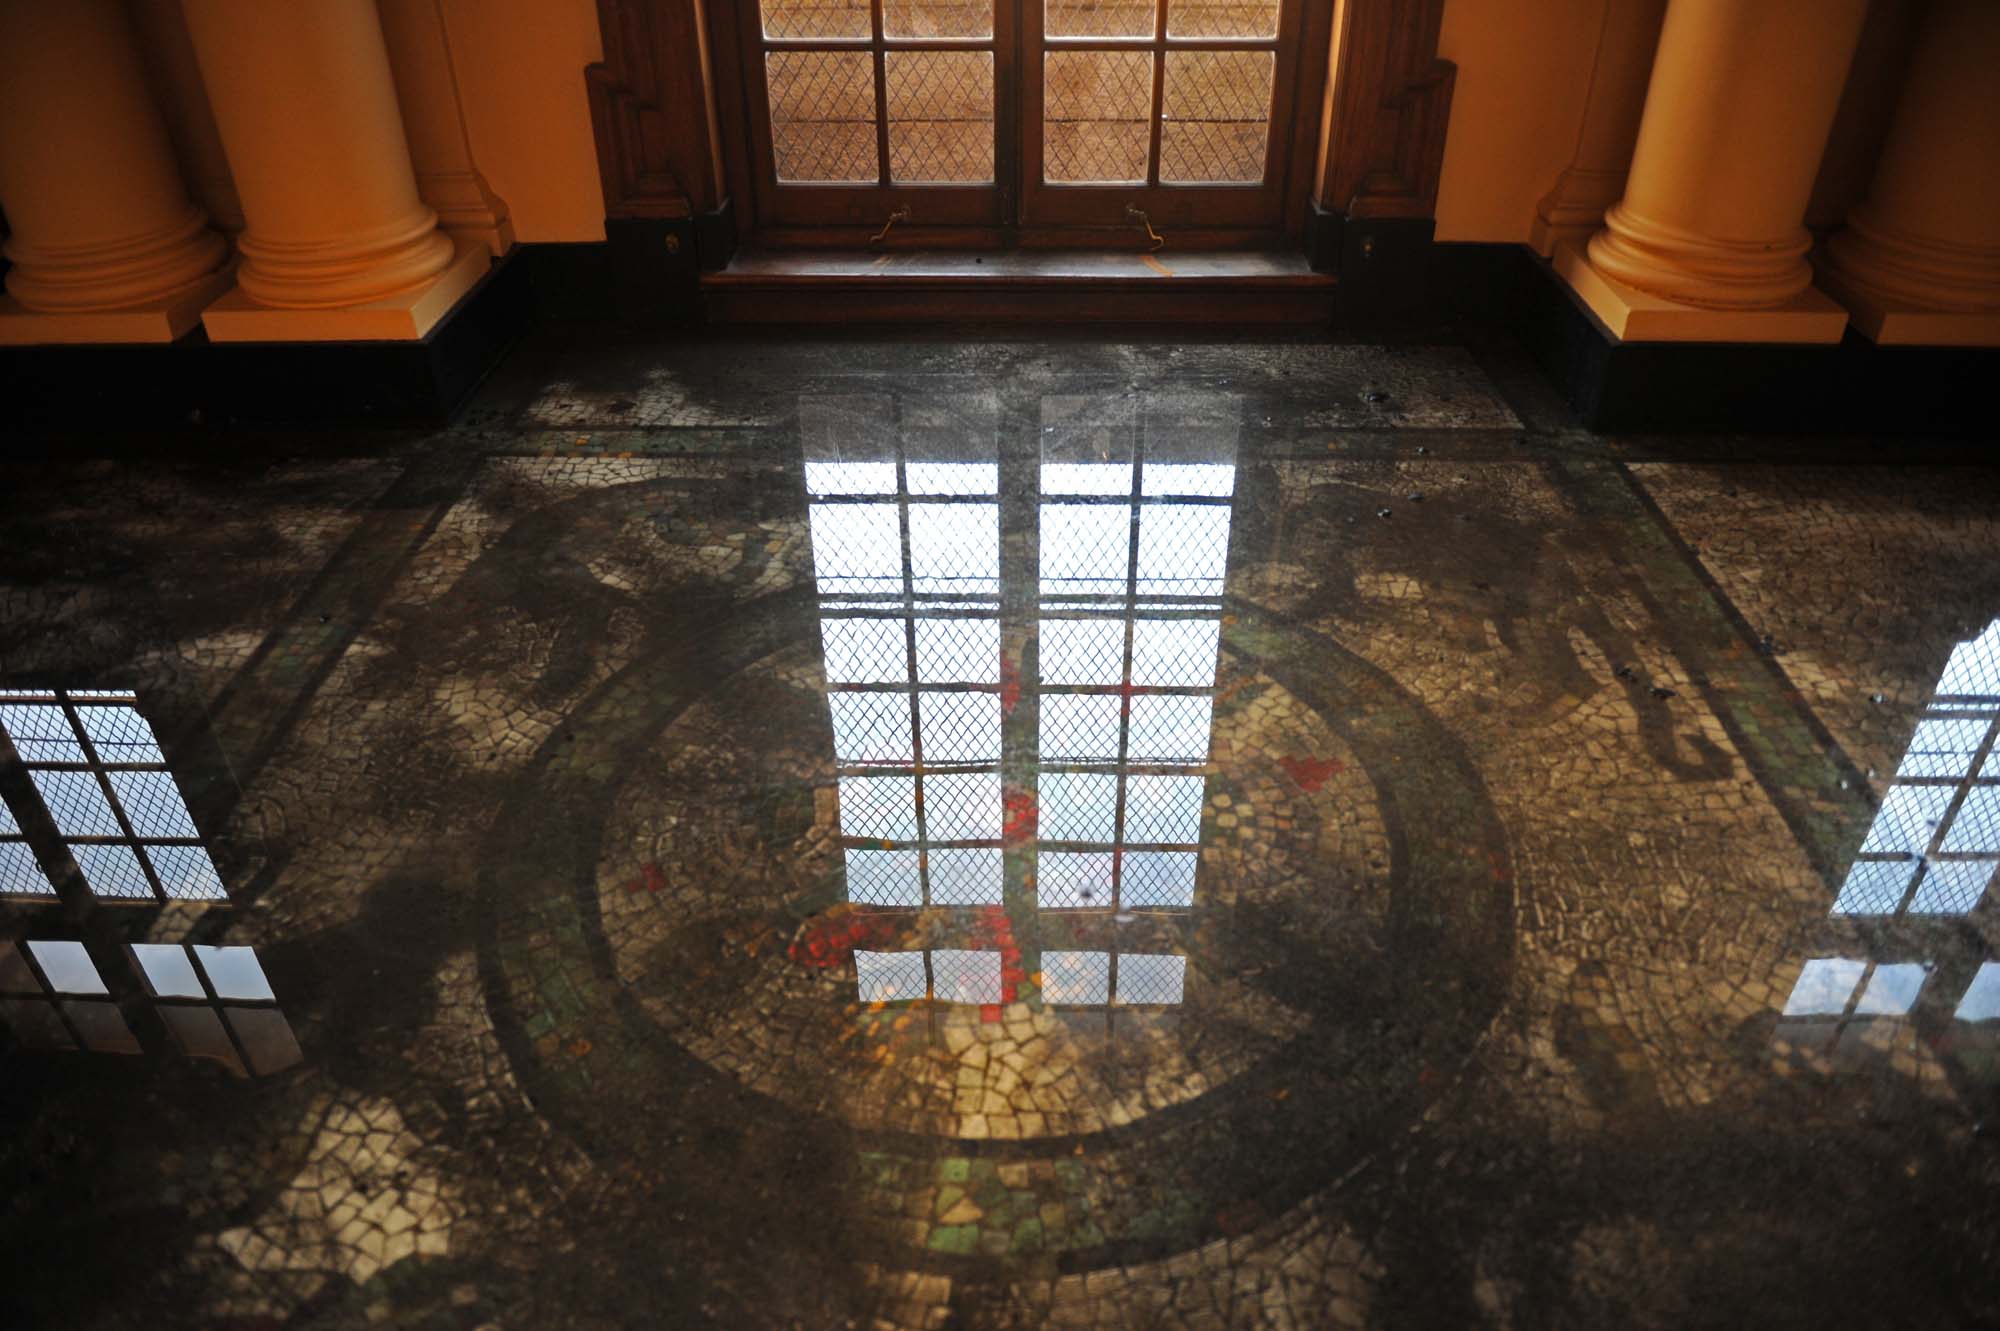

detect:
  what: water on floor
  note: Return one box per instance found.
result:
[2,333,1998,1329]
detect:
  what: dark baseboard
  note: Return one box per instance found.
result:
[1307,205,1440,329]
[1436,242,1998,434]
[0,250,535,429]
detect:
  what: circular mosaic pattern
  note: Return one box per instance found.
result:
[477,588,1516,1271]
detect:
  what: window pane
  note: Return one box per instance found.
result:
[131,944,206,998]
[1137,504,1231,595]
[1781,958,1865,1017]
[857,951,927,1003]
[1159,50,1273,184]
[928,847,1003,904]
[1041,693,1123,762]
[828,691,916,765]
[1041,503,1131,595]
[932,949,1002,1003]
[1039,773,1119,843]
[846,848,923,906]
[1038,850,1115,906]
[27,940,108,995]
[1115,953,1186,1005]
[810,503,903,593]
[915,617,999,684]
[1044,51,1154,184]
[1126,694,1212,763]
[910,503,999,595]
[1040,618,1126,685]
[73,844,153,899]
[762,0,870,40]
[72,704,166,763]
[1130,618,1219,687]
[1166,0,1278,38]
[885,0,991,39]
[1043,950,1110,1004]
[1123,773,1205,843]
[822,617,910,684]
[144,844,227,901]
[768,51,879,183]
[1047,0,1155,37]
[192,945,277,1002]
[840,774,920,840]
[105,769,199,839]
[0,703,85,762]
[887,51,994,183]
[1,842,55,897]
[31,769,122,838]
[918,691,1002,764]
[923,771,1003,840]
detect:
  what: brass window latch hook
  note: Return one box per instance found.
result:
[869,207,911,244]
[1126,205,1165,252]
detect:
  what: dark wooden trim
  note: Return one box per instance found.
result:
[1315,0,1456,220]
[586,0,729,220]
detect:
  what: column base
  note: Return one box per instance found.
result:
[200,239,488,343]
[0,269,234,345]
[1815,273,2000,347]
[1554,243,1849,344]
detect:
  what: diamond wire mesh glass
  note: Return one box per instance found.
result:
[1158,49,1273,184]
[1165,0,1277,38]
[1046,0,1155,37]
[886,0,993,37]
[1042,949,1110,1003]
[767,50,879,183]
[805,407,1002,908]
[1834,619,2000,919]
[1043,50,1153,184]
[1,693,228,903]
[1114,952,1186,1005]
[886,51,995,183]
[763,0,872,39]
[1033,397,1236,915]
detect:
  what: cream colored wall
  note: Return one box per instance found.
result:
[441,0,605,242]
[1434,0,1602,242]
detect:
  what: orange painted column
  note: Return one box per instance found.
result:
[378,0,515,257]
[0,0,232,343]
[181,0,486,340]
[1531,0,1668,258]
[1818,0,2000,347]
[1557,0,1866,342]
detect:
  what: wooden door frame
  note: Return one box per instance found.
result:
[586,0,1454,261]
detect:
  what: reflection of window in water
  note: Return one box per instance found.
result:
[0,938,300,1075]
[1036,394,1234,914]
[856,949,1002,1004]
[0,687,226,902]
[1834,621,2000,917]
[1780,956,1929,1019]
[804,395,1006,907]
[1042,948,1186,1005]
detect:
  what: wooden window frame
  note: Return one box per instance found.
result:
[737,0,1016,228]
[595,0,1452,258]
[1020,0,1308,230]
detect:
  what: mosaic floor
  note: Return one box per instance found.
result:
[3,331,1999,1330]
